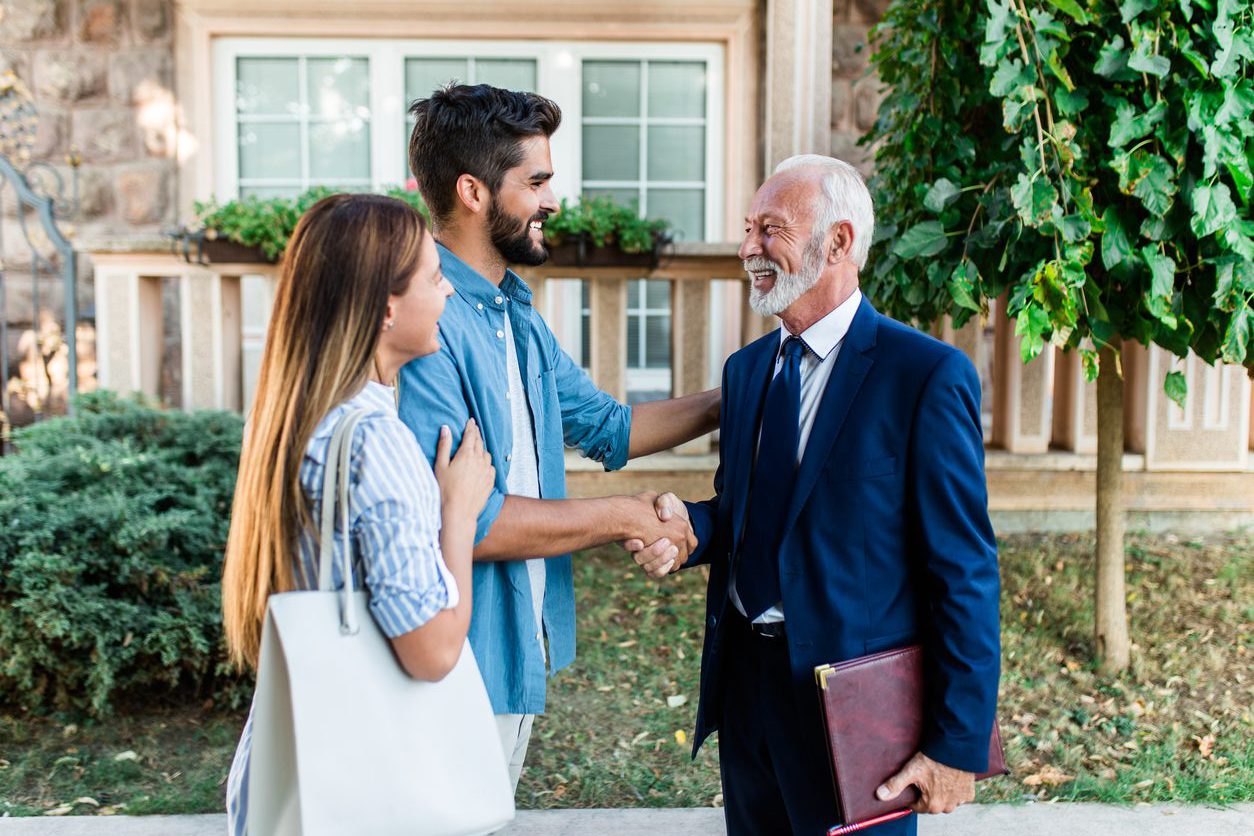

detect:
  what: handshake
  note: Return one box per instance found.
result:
[619,491,695,579]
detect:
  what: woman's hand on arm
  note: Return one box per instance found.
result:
[389,419,494,681]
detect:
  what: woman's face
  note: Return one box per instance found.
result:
[384,231,453,360]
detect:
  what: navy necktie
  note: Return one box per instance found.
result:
[737,335,806,620]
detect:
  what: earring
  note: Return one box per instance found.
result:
[383,319,395,331]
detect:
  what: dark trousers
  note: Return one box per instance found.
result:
[717,610,916,836]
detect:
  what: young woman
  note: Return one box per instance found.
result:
[220,193,494,835]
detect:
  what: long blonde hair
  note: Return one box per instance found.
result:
[222,194,427,669]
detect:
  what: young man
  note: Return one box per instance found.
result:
[400,84,721,789]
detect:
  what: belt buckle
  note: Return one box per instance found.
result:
[751,620,786,639]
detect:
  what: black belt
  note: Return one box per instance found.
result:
[750,620,786,638]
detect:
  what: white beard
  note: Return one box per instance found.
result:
[745,242,823,317]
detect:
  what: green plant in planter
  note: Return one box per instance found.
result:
[543,196,671,254]
[192,186,430,262]
[193,188,670,262]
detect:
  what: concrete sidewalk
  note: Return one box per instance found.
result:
[1,804,1251,835]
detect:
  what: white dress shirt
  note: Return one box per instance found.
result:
[730,289,863,624]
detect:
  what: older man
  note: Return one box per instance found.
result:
[631,155,1000,834]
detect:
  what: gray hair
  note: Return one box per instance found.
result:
[773,154,875,270]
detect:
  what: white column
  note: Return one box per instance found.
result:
[763,0,835,173]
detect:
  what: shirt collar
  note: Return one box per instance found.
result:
[778,288,863,362]
[359,380,397,413]
[436,242,534,309]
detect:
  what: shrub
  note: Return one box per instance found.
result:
[0,392,249,717]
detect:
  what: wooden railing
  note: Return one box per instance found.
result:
[83,239,1252,470]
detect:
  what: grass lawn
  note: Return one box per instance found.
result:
[1,532,1250,817]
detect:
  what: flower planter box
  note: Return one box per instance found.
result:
[200,239,273,264]
[545,233,662,269]
[164,229,275,265]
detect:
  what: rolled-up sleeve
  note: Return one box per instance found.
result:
[351,416,458,638]
[540,318,632,471]
[398,342,506,545]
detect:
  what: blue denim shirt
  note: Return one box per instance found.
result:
[397,243,633,715]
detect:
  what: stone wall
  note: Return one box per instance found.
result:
[831,0,887,173]
[1,0,176,418]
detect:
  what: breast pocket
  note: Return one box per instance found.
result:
[827,455,897,482]
[532,367,561,445]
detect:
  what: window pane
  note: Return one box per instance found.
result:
[583,188,640,210]
[582,125,640,181]
[309,121,371,180]
[647,62,706,118]
[238,122,301,179]
[406,58,469,102]
[307,57,370,119]
[237,58,300,116]
[647,125,704,182]
[240,185,301,200]
[628,279,646,309]
[645,279,670,309]
[627,314,642,368]
[647,188,704,242]
[580,281,591,369]
[477,59,538,92]
[645,315,671,368]
[583,61,640,118]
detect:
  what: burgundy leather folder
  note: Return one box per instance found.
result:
[814,645,1007,830]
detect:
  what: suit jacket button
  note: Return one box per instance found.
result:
[707,615,718,628]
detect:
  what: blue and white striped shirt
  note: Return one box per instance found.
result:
[225,381,456,835]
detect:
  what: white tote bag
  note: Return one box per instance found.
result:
[247,408,515,836]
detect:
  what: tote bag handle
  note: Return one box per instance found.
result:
[315,407,370,635]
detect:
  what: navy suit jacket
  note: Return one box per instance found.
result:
[684,296,1001,774]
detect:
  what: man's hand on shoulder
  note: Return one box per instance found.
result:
[876,751,975,815]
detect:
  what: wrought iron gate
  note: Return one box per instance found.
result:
[1,70,80,446]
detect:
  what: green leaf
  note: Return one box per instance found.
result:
[1101,209,1134,270]
[1014,303,1050,364]
[1142,246,1177,299]
[891,221,950,259]
[1221,308,1251,364]
[984,0,1015,52]
[1054,87,1089,116]
[1095,36,1136,80]
[1059,215,1091,243]
[1080,348,1099,383]
[1214,80,1254,127]
[1132,155,1178,216]
[1191,182,1239,238]
[949,259,982,312]
[924,179,962,213]
[1012,173,1060,227]
[1046,0,1089,24]
[991,58,1035,97]
[1119,0,1157,24]
[1128,39,1172,78]
[1163,371,1188,408]
[1109,100,1166,148]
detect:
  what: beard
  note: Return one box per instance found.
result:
[488,198,550,267]
[745,236,825,316]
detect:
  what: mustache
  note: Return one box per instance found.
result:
[743,256,782,273]
[530,210,552,224]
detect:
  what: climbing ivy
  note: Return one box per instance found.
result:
[864,0,1253,401]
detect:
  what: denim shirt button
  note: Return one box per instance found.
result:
[496,330,504,339]
[495,295,504,305]
[476,303,484,310]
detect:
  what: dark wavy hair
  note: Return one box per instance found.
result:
[407,83,562,225]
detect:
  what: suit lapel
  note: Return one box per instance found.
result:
[780,297,879,537]
[727,335,779,555]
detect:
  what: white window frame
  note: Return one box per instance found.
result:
[212,37,725,242]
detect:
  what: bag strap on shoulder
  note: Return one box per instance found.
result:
[316,406,372,634]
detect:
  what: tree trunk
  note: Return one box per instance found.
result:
[1094,346,1131,673]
